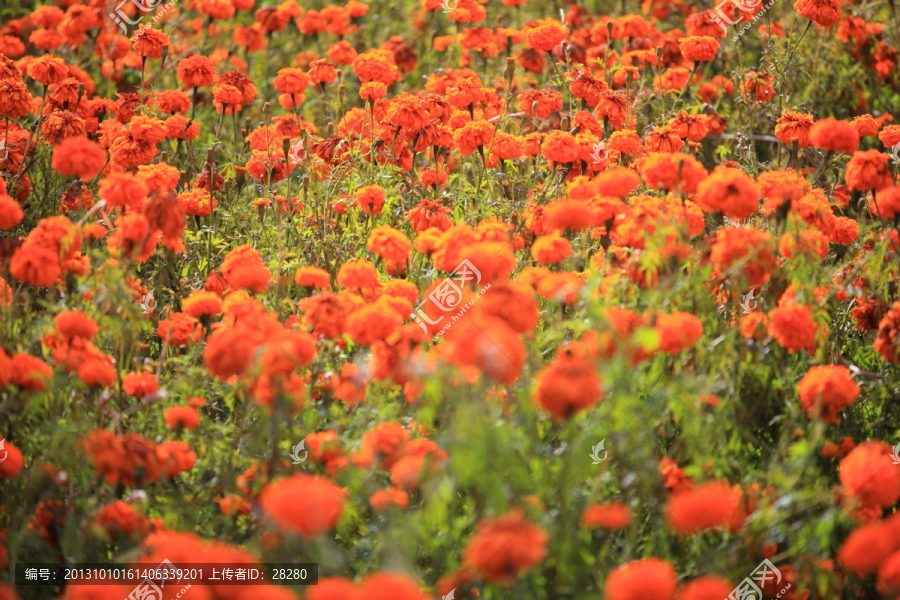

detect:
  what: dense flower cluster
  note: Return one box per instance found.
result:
[0,0,898,598]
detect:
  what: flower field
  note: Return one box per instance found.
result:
[1,0,900,597]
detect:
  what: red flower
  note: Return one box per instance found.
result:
[839,441,900,508]
[122,372,159,399]
[462,508,548,583]
[360,572,428,600]
[52,136,106,179]
[164,406,201,431]
[665,481,742,535]
[605,558,678,600]
[580,502,632,530]
[655,312,703,354]
[533,344,604,420]
[259,474,346,537]
[797,365,860,423]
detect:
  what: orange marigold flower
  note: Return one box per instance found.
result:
[693,166,759,220]
[794,0,842,27]
[10,243,61,288]
[797,365,859,423]
[604,131,639,156]
[767,300,818,354]
[580,502,632,530]
[837,520,898,576]
[259,474,346,537]
[337,259,379,289]
[308,59,338,85]
[638,152,707,194]
[217,493,252,516]
[646,125,684,153]
[164,405,201,430]
[122,372,159,399]
[605,557,678,600]
[359,81,387,100]
[656,312,703,354]
[220,244,270,294]
[346,301,402,346]
[98,173,148,208]
[665,481,741,535]
[678,35,719,61]
[299,292,348,339]
[132,27,170,59]
[156,440,197,478]
[778,228,829,260]
[875,302,900,364]
[846,150,893,192]
[446,314,525,384]
[307,578,360,600]
[95,501,149,539]
[54,310,98,340]
[360,572,427,600]
[809,117,859,154]
[352,50,401,85]
[462,508,548,583]
[294,266,330,289]
[0,437,24,478]
[204,324,259,380]
[870,186,900,220]
[709,226,775,287]
[164,114,199,141]
[367,225,411,262]
[353,185,386,215]
[27,54,68,85]
[369,487,409,511]
[182,290,223,318]
[273,67,309,95]
[10,352,53,391]
[531,231,572,264]
[545,199,593,232]
[157,313,202,346]
[52,136,106,179]
[524,18,568,51]
[655,67,691,92]
[82,429,160,487]
[677,577,735,600]
[542,130,581,164]
[775,111,814,148]
[408,199,453,232]
[177,54,217,88]
[212,83,242,106]
[839,441,900,508]
[455,120,494,155]
[533,344,604,420]
[669,112,709,141]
